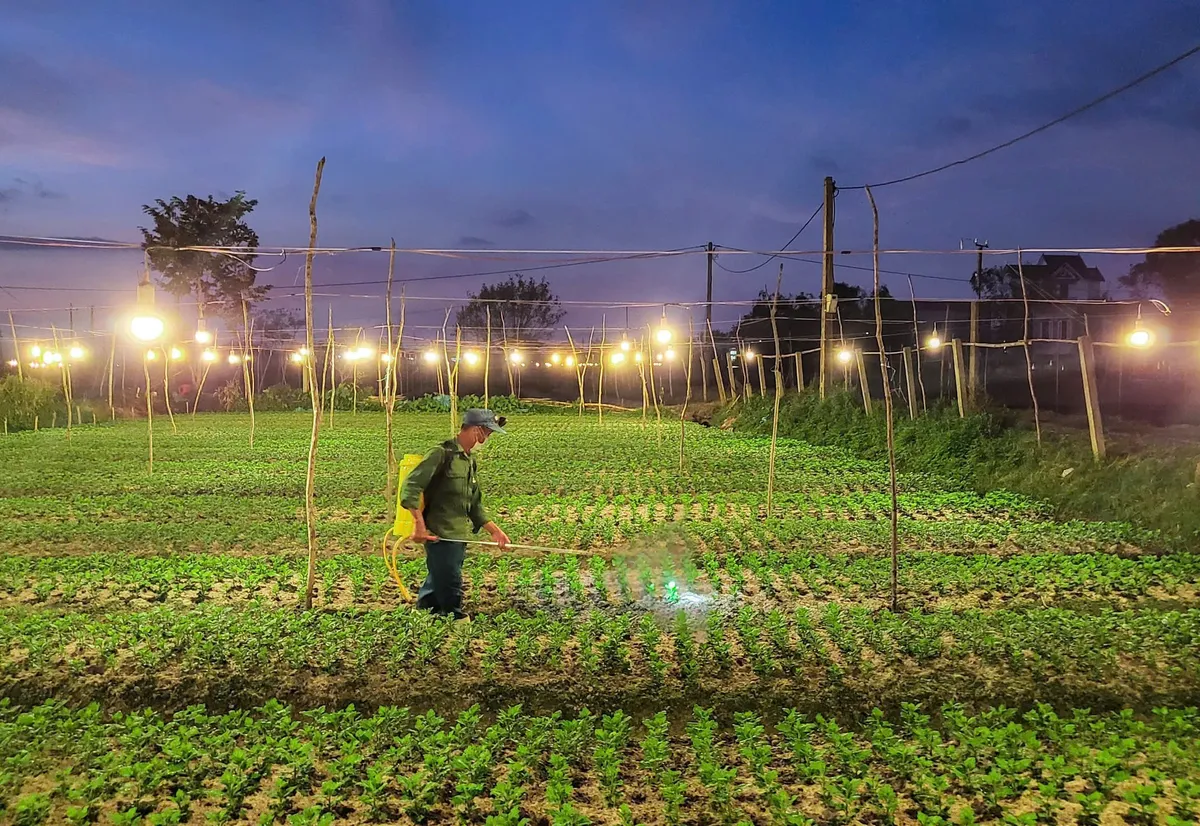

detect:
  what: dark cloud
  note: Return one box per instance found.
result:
[458,236,495,249]
[0,178,65,205]
[808,154,841,175]
[494,209,535,229]
[935,116,973,138]
[0,50,76,116]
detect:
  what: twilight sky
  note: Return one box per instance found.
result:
[1,0,1199,342]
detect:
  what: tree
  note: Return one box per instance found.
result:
[140,193,265,322]
[1120,219,1200,302]
[455,275,566,342]
[970,265,1022,299]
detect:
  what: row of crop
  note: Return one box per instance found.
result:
[3,603,1198,709]
[2,549,1193,611]
[0,489,1150,554]
[2,697,1198,826]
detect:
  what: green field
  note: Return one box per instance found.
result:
[1,412,1197,825]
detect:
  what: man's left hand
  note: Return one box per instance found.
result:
[487,525,510,549]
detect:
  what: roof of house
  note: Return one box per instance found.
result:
[1016,254,1105,283]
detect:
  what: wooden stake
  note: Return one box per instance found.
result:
[565,325,585,417]
[700,350,709,402]
[707,319,727,402]
[51,326,72,437]
[906,275,927,410]
[756,356,768,399]
[951,338,967,418]
[794,352,804,391]
[500,310,516,398]
[1017,254,1042,445]
[767,266,784,514]
[902,346,918,419]
[7,311,23,381]
[645,326,661,428]
[968,300,979,404]
[865,186,900,614]
[193,332,214,419]
[852,351,871,414]
[1078,334,1106,462]
[726,352,738,404]
[302,156,326,612]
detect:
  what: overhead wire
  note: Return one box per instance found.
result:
[842,42,1200,190]
[712,203,824,274]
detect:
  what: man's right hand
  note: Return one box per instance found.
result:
[411,527,439,543]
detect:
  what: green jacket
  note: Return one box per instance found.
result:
[400,439,491,541]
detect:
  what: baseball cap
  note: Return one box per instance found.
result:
[463,408,507,434]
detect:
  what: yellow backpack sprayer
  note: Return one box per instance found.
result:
[382,453,424,602]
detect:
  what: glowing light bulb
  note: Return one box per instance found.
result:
[380,352,394,364]
[620,340,631,352]
[1127,328,1153,348]
[565,356,576,368]
[357,346,375,359]
[30,345,42,358]
[145,349,158,361]
[656,327,672,344]
[926,334,942,351]
[169,347,183,360]
[298,347,311,357]
[194,329,212,344]
[509,351,523,365]
[69,345,86,360]
[290,352,303,364]
[201,349,217,363]
[665,349,676,361]
[130,315,165,342]
[423,349,439,364]
[611,352,626,366]
[551,353,561,364]
[464,351,480,366]
[744,349,756,362]
[6,360,17,368]
[228,353,241,365]
[634,352,643,363]
[837,348,853,364]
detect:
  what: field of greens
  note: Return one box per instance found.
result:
[0,411,1197,825]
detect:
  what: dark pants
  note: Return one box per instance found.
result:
[416,539,467,618]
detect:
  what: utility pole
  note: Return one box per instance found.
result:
[69,304,75,336]
[819,177,836,398]
[705,241,714,336]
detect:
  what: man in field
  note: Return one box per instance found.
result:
[401,408,511,619]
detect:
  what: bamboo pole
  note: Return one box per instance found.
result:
[385,239,398,503]
[854,351,872,414]
[441,310,455,434]
[351,326,361,415]
[107,333,116,420]
[452,324,462,427]
[7,311,23,381]
[794,352,803,391]
[597,316,606,424]
[241,301,255,447]
[484,306,492,409]
[565,325,585,417]
[1017,254,1042,445]
[645,326,661,428]
[324,308,336,428]
[756,355,767,399]
[162,340,177,435]
[679,317,694,474]
[500,311,516,398]
[52,326,72,437]
[1078,335,1105,462]
[193,335,214,418]
[951,339,967,418]
[865,186,900,614]
[906,275,927,410]
[302,157,325,612]
[707,319,727,402]
[143,352,154,474]
[902,346,918,419]
[767,265,784,514]
[637,339,649,428]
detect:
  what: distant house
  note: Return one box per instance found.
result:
[1003,254,1109,342]
[1007,254,1106,302]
